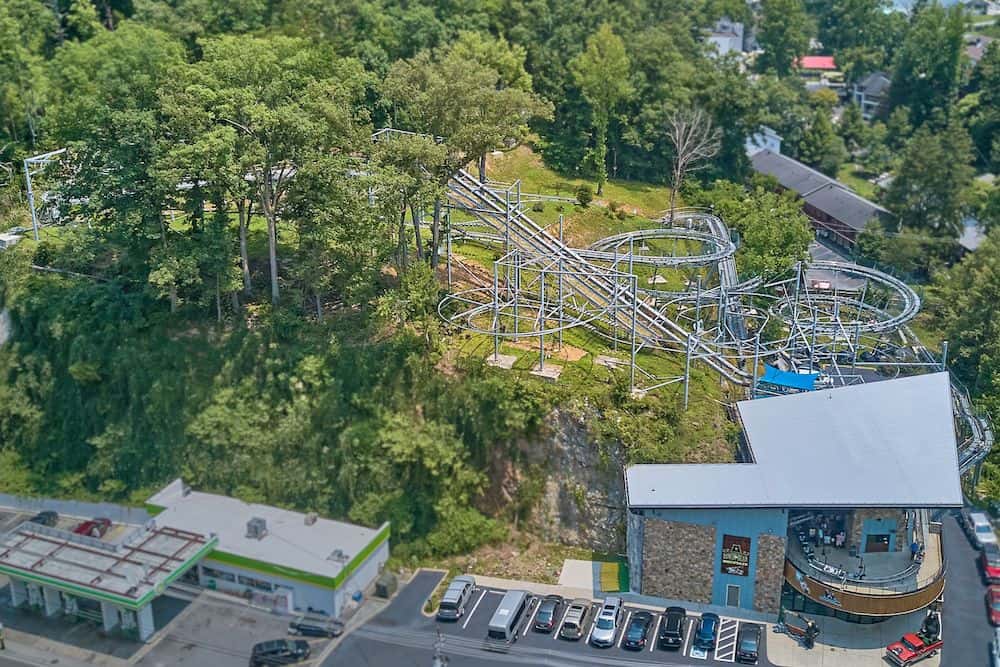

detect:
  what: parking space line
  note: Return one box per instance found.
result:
[523,597,539,637]
[552,604,569,640]
[682,616,695,656]
[650,613,661,652]
[462,590,487,630]
[616,611,632,648]
[584,605,599,645]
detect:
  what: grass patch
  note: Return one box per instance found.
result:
[488,146,677,217]
[837,163,878,200]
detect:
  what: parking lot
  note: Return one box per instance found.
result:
[0,508,134,542]
[327,571,773,667]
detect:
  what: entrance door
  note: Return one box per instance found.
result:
[865,534,890,552]
[726,584,741,607]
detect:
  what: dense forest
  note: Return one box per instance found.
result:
[0,0,999,557]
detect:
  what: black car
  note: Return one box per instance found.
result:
[288,616,344,638]
[28,511,58,527]
[658,606,687,650]
[694,612,720,650]
[621,611,654,651]
[533,595,563,633]
[736,623,761,664]
[249,639,310,666]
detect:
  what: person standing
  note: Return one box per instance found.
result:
[0,621,6,650]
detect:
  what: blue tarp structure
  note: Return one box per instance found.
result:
[758,364,819,391]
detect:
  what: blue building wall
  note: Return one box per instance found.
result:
[644,508,788,612]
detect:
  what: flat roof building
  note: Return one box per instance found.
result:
[626,373,960,621]
[147,480,390,618]
[0,520,216,640]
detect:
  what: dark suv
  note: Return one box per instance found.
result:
[658,606,687,649]
[288,616,343,638]
[28,511,58,527]
[249,639,310,666]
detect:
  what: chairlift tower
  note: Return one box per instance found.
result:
[23,148,67,241]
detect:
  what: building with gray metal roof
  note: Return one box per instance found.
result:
[625,372,960,622]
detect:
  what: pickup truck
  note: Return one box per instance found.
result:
[885,633,942,666]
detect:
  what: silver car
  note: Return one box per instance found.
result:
[589,596,623,648]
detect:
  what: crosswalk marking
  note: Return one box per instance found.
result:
[714,617,740,662]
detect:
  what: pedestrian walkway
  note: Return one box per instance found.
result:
[767,611,941,667]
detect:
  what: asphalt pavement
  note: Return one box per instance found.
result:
[325,570,772,667]
[942,510,995,667]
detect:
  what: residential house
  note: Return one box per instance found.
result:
[796,55,845,93]
[852,71,892,120]
[967,35,996,66]
[707,17,746,56]
[745,126,783,156]
[750,149,892,250]
[964,0,1000,15]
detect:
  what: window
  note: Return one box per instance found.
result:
[201,566,236,583]
[238,575,274,592]
[726,585,740,607]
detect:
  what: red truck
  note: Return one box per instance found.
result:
[885,633,942,666]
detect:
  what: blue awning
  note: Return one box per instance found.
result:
[758,365,819,391]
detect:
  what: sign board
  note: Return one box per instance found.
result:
[720,534,751,577]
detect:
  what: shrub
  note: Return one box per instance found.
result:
[575,184,594,207]
[531,201,545,212]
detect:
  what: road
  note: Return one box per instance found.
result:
[0,655,35,667]
[942,510,995,666]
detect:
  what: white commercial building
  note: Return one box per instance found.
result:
[147,479,390,618]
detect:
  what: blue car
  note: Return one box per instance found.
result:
[694,612,720,650]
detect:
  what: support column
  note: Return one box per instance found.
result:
[101,602,121,633]
[42,586,61,617]
[9,577,27,607]
[26,583,42,608]
[136,603,155,641]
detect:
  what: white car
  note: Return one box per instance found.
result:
[971,512,998,549]
[589,597,622,648]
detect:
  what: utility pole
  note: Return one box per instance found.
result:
[433,629,449,667]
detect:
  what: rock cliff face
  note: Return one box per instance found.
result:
[524,408,627,554]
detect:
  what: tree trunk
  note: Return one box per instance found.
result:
[397,204,408,267]
[215,274,223,324]
[430,199,443,269]
[237,199,252,296]
[595,120,608,196]
[478,154,487,182]
[669,171,681,225]
[410,201,424,261]
[260,176,279,305]
[315,293,323,321]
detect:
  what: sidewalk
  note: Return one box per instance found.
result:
[767,611,941,667]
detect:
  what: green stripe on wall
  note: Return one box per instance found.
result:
[205,522,391,590]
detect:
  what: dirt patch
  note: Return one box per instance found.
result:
[431,532,599,585]
[507,339,588,362]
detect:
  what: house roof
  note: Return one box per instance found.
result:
[625,372,963,509]
[148,480,388,584]
[803,183,890,231]
[750,150,889,230]
[959,217,986,252]
[857,71,891,97]
[797,55,837,70]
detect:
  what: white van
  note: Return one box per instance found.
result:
[487,590,528,642]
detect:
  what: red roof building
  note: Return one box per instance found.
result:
[797,55,837,70]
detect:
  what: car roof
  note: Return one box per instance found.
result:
[702,612,720,620]
[666,606,686,614]
[631,610,653,620]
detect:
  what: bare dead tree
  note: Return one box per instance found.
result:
[665,108,721,223]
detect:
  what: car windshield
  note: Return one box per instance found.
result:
[596,618,614,630]
[993,600,1000,611]
[740,637,757,651]
[978,525,994,534]
[902,638,923,650]
[537,608,552,621]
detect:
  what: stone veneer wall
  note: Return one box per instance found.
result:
[642,515,715,603]
[753,533,786,613]
[848,508,908,552]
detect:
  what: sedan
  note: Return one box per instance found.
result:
[28,511,58,527]
[736,623,761,664]
[621,611,654,651]
[985,543,1000,584]
[988,586,1000,626]
[694,612,720,650]
[533,595,563,633]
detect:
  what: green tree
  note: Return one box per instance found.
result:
[838,102,866,155]
[888,2,965,127]
[569,23,633,195]
[796,109,848,176]
[966,42,1000,171]
[757,0,813,77]
[690,181,813,279]
[164,36,370,305]
[886,121,974,237]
